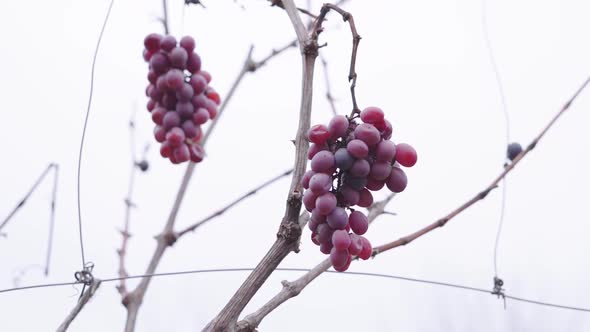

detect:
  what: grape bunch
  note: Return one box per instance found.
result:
[142,33,221,164]
[301,107,417,271]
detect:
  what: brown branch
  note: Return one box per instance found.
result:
[237,194,395,331]
[373,75,590,255]
[122,41,297,332]
[311,3,361,115]
[56,279,101,332]
[203,1,317,331]
[177,168,293,237]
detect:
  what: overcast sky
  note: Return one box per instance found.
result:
[1,0,589,331]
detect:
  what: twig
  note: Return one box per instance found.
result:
[373,75,590,255]
[319,54,338,116]
[122,41,296,332]
[269,0,318,19]
[160,0,169,34]
[203,1,316,330]
[237,194,395,331]
[311,3,361,115]
[177,169,293,237]
[55,279,101,332]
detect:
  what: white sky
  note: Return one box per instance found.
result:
[0,0,589,331]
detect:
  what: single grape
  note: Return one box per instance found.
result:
[310,150,335,173]
[204,99,218,119]
[375,139,396,162]
[182,120,200,138]
[332,230,351,250]
[333,254,352,272]
[386,166,408,193]
[187,52,202,73]
[147,99,156,111]
[380,120,393,140]
[360,106,385,124]
[308,173,332,194]
[200,70,212,83]
[166,127,185,147]
[315,192,337,215]
[339,185,360,206]
[169,47,188,69]
[344,175,367,191]
[151,107,166,125]
[147,70,157,84]
[180,36,195,53]
[328,115,349,139]
[192,107,210,125]
[189,144,204,162]
[507,142,522,161]
[148,85,163,101]
[349,210,368,235]
[327,207,348,230]
[358,188,373,208]
[330,248,350,270]
[144,33,162,52]
[395,143,417,167]
[308,124,330,145]
[308,143,327,160]
[334,148,354,170]
[173,144,190,163]
[176,102,194,119]
[162,111,181,130]
[189,74,207,95]
[311,231,320,245]
[301,170,315,189]
[358,236,372,260]
[149,52,169,74]
[365,177,385,191]
[354,123,381,147]
[347,139,369,159]
[165,69,184,90]
[350,159,370,177]
[153,126,166,143]
[348,234,363,255]
[191,94,208,110]
[311,208,327,224]
[317,223,334,244]
[370,161,392,181]
[302,190,318,212]
[161,92,177,109]
[160,35,177,52]
[206,89,221,105]
[160,141,172,158]
[176,83,194,102]
[319,241,333,255]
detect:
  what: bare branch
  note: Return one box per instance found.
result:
[56,279,101,332]
[177,169,293,237]
[160,0,169,34]
[373,75,590,255]
[237,194,395,331]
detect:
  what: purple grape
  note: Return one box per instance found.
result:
[350,159,370,177]
[333,254,352,272]
[339,185,360,206]
[317,223,334,244]
[334,148,354,170]
[311,231,320,245]
[173,144,190,163]
[315,192,337,215]
[319,241,333,254]
[144,33,162,52]
[191,94,208,110]
[301,170,315,189]
[180,36,196,53]
[166,127,185,147]
[366,177,385,191]
[177,101,194,119]
[176,83,194,102]
[344,175,367,191]
[308,143,327,160]
[182,120,199,138]
[160,35,177,52]
[349,211,368,235]
[169,47,188,69]
[165,69,184,90]
[347,139,369,159]
[328,115,349,139]
[348,234,363,255]
[358,236,372,260]
[147,70,157,84]
[370,161,392,181]
[386,166,407,193]
[358,188,373,208]
[189,144,204,162]
[330,248,350,269]
[309,173,332,194]
[151,106,166,125]
[302,189,318,212]
[308,124,330,145]
[311,208,327,224]
[187,52,202,73]
[149,52,169,74]
[189,74,207,95]
[507,142,522,161]
[308,217,319,232]
[147,99,156,111]
[148,86,163,101]
[327,207,348,230]
[161,92,177,109]
[310,150,335,173]
[162,111,181,130]
[154,126,166,143]
[192,107,210,125]
[354,123,381,146]
[360,106,385,124]
[375,139,396,162]
[332,230,351,250]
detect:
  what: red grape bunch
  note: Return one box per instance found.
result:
[143,33,221,164]
[301,106,417,271]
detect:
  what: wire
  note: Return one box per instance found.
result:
[1,267,589,313]
[76,0,115,268]
[482,0,511,278]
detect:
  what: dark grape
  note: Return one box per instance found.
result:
[334,148,354,170]
[330,248,350,269]
[327,207,348,230]
[507,142,522,161]
[144,33,162,52]
[162,111,181,130]
[386,166,408,192]
[160,35,177,52]
[358,188,373,208]
[169,47,188,69]
[349,211,368,235]
[187,52,202,73]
